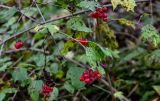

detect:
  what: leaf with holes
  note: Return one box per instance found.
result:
[141,24,160,46]
[111,0,136,11]
[118,18,135,29]
[78,1,100,11]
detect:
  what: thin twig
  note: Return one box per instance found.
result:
[127,84,138,97]
[92,84,111,94]
[73,90,81,101]
[1,48,49,55]
[11,87,19,101]
[80,93,90,101]
[149,0,153,24]
[57,94,73,100]
[33,0,46,22]
[0,4,38,23]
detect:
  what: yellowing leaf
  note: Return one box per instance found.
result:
[118,18,135,29]
[111,0,136,12]
[111,0,121,10]
[141,24,160,47]
[114,91,124,99]
[153,85,160,96]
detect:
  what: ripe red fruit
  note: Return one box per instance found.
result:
[40,84,53,99]
[85,78,91,84]
[96,74,102,80]
[79,38,88,46]
[40,89,44,93]
[89,7,108,22]
[103,17,108,22]
[102,13,108,18]
[102,7,108,12]
[80,76,85,81]
[15,41,24,49]
[89,12,98,18]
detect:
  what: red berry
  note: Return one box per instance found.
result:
[102,13,108,18]
[15,41,23,49]
[102,8,108,12]
[79,38,88,46]
[44,93,50,98]
[89,12,99,18]
[96,8,103,13]
[103,17,108,22]
[45,89,52,93]
[83,71,88,74]
[85,78,91,84]
[40,89,44,93]
[94,70,99,75]
[43,84,49,89]
[83,73,89,78]
[96,8,101,11]
[80,76,85,81]
[90,72,95,77]
[96,74,102,80]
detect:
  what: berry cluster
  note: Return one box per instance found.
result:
[89,7,108,22]
[40,84,53,98]
[80,69,102,85]
[15,41,24,49]
[79,38,88,46]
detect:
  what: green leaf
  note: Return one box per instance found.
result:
[29,53,45,66]
[153,85,160,96]
[111,0,136,12]
[0,57,12,72]
[61,41,74,55]
[118,18,135,29]
[97,66,105,75]
[47,25,59,35]
[2,7,17,20]
[21,7,37,17]
[0,93,5,101]
[141,24,160,46]
[140,91,154,101]
[114,91,124,100]
[122,47,145,62]
[48,87,59,101]
[49,63,59,74]
[64,82,75,94]
[85,47,98,68]
[12,68,29,82]
[4,17,17,27]
[28,80,43,101]
[78,1,100,11]
[0,88,17,101]
[66,67,85,89]
[34,27,47,40]
[67,17,92,33]
[1,88,17,94]
[30,91,39,101]
[29,80,43,91]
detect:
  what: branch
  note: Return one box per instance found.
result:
[33,0,46,22]
[0,0,150,45]
[1,48,49,56]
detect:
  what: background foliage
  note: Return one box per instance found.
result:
[0,0,160,101]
